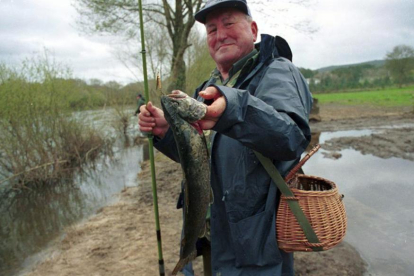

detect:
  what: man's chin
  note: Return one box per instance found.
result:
[216,55,239,65]
[214,50,240,64]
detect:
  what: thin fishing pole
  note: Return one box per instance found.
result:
[137,0,165,275]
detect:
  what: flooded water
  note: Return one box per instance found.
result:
[303,131,414,276]
[0,109,148,276]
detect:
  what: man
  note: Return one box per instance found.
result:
[138,0,313,275]
[134,94,146,116]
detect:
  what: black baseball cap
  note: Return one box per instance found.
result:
[195,0,252,24]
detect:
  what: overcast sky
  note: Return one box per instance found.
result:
[1,0,414,84]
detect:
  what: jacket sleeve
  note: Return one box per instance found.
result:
[153,128,180,162]
[212,57,313,161]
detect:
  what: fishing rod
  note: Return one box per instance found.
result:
[137,0,165,275]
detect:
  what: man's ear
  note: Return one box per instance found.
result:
[251,21,258,42]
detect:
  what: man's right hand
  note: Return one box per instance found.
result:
[138,102,169,138]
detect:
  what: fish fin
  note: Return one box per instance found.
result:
[171,250,197,275]
[210,187,214,204]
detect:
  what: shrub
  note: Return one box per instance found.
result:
[0,53,112,189]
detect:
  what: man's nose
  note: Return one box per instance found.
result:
[216,26,227,42]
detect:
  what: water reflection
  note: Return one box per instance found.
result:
[303,132,414,276]
[307,129,374,152]
[0,142,145,276]
[0,181,85,274]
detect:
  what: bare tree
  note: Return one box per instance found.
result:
[113,27,170,82]
[74,0,317,92]
[74,0,204,91]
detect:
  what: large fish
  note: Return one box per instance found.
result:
[160,91,212,275]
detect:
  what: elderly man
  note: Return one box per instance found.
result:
[138,0,312,275]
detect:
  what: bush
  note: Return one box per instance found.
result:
[0,53,111,188]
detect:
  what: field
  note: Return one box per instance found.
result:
[314,85,414,107]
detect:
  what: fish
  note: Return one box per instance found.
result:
[160,90,212,275]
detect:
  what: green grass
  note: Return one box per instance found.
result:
[314,86,414,107]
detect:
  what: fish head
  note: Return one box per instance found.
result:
[161,94,179,122]
[163,91,207,123]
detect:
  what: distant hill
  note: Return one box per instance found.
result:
[317,60,386,73]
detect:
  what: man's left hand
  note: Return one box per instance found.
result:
[198,86,226,130]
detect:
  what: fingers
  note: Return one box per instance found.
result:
[138,102,156,131]
[145,102,157,114]
[139,104,153,121]
[170,90,183,95]
[199,86,221,100]
[205,96,226,119]
[198,119,215,130]
[137,101,169,138]
[138,115,155,133]
[197,87,226,130]
[169,90,187,99]
[139,102,150,117]
[198,97,225,130]
[138,118,155,128]
[139,102,161,118]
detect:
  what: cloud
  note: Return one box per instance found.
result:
[252,0,414,69]
[1,0,414,83]
[0,0,134,83]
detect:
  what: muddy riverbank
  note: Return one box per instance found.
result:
[22,104,413,276]
[311,105,414,161]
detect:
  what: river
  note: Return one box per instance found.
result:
[0,109,147,276]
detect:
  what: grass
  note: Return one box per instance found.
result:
[313,85,414,107]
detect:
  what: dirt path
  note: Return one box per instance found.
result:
[23,104,413,276]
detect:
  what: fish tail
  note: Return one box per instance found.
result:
[171,250,197,275]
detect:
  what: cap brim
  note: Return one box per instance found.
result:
[195,2,250,24]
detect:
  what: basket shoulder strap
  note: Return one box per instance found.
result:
[253,150,323,251]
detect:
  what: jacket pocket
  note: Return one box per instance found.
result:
[228,209,282,268]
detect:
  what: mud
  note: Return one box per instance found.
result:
[311,105,414,161]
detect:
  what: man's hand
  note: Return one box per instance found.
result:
[138,102,169,138]
[198,86,226,130]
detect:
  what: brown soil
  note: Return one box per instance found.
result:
[23,104,414,276]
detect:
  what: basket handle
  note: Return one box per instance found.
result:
[254,150,323,252]
[285,144,321,182]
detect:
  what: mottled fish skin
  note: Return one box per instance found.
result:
[167,90,207,123]
[160,92,211,275]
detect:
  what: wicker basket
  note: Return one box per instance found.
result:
[276,174,347,252]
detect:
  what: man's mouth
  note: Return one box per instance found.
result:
[216,43,234,51]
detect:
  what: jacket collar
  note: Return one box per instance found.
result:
[256,34,278,64]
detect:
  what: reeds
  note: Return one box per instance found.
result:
[0,53,111,189]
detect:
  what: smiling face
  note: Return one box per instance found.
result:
[205,8,258,77]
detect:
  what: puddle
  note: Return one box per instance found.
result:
[303,135,414,275]
[376,123,414,130]
[318,129,374,144]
